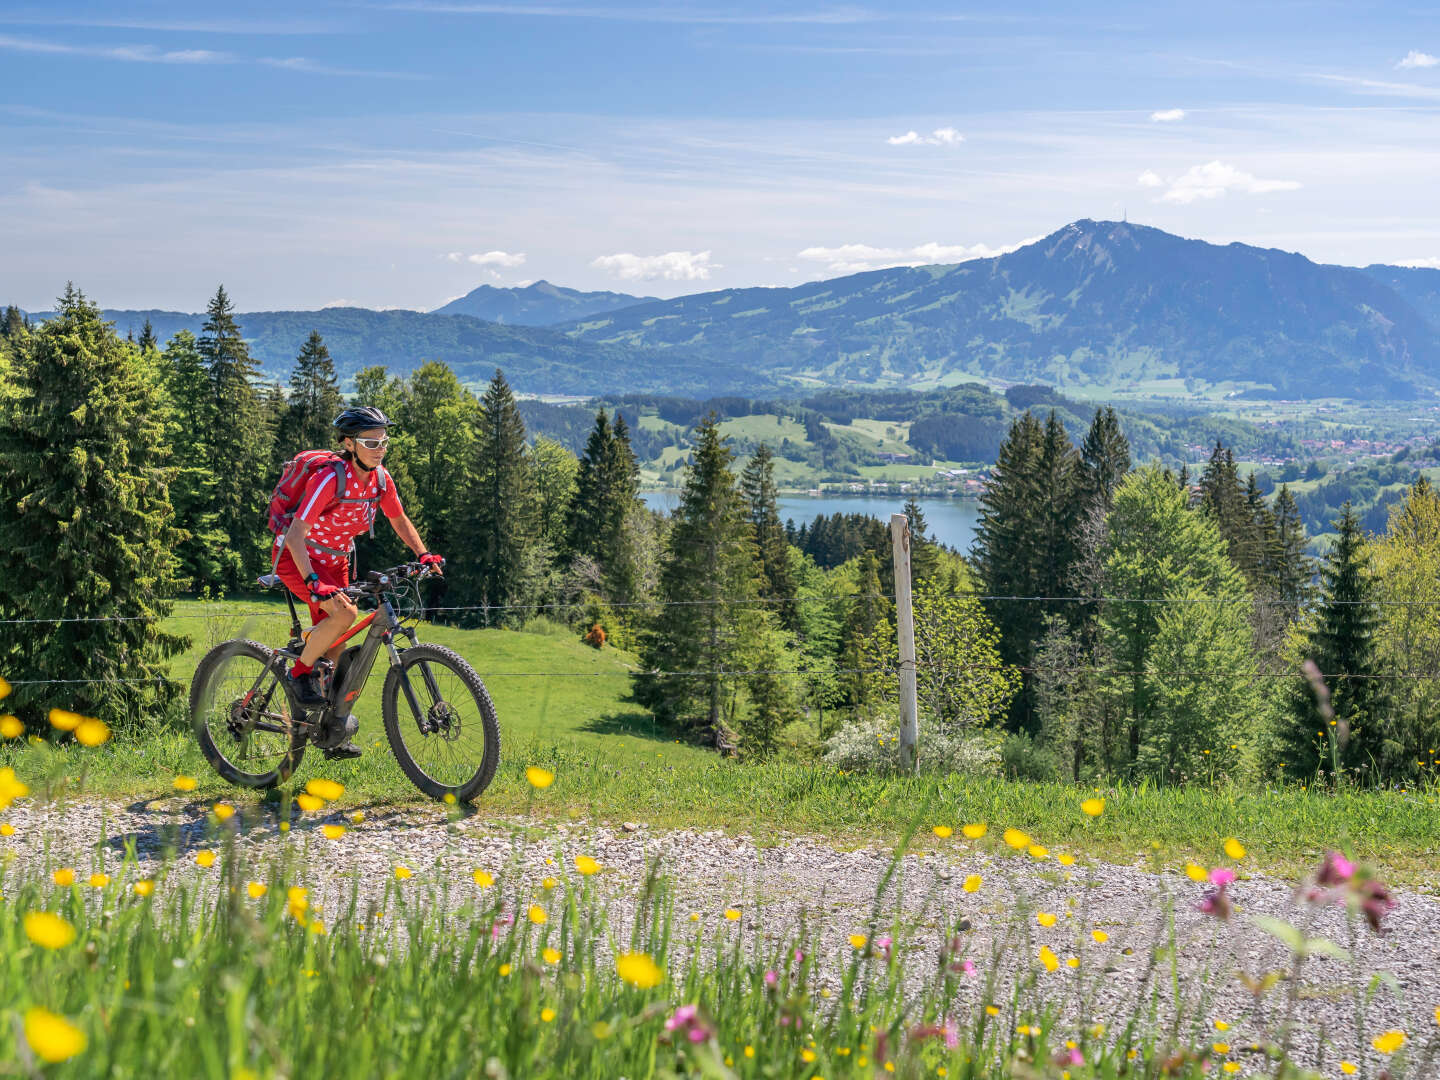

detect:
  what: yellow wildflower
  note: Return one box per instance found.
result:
[74,717,110,746]
[1038,946,1059,972]
[52,867,75,886]
[1036,912,1056,927]
[962,823,987,839]
[473,869,495,887]
[195,850,217,868]
[305,778,344,802]
[173,775,197,792]
[1223,837,1246,860]
[0,714,24,738]
[1092,930,1109,943]
[48,708,82,732]
[350,811,365,824]
[1067,957,1080,968]
[615,951,663,988]
[525,766,555,789]
[134,880,154,897]
[932,825,953,839]
[542,876,557,890]
[1080,798,1104,817]
[591,1021,612,1040]
[24,911,77,949]
[0,766,29,808]
[0,675,9,699]
[212,803,235,822]
[1214,1020,1230,1031]
[575,855,600,876]
[1003,828,1030,850]
[1057,853,1076,867]
[528,904,547,925]
[849,934,867,949]
[24,1007,86,1064]
[1027,844,1049,859]
[87,873,110,888]
[963,874,982,893]
[1373,1030,1406,1055]
[1213,1042,1230,1054]
[724,908,741,921]
[1185,863,1208,882]
[394,865,412,880]
[247,882,267,898]
[322,824,346,840]
[542,947,561,964]
[1340,1063,1357,1075]
[802,1049,817,1063]
[541,1008,556,1022]
[295,794,324,812]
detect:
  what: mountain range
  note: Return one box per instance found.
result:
[33,219,1440,399]
[430,280,655,324]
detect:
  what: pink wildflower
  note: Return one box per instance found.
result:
[1316,851,1355,887]
[1209,867,1236,888]
[763,969,778,987]
[1358,878,1394,934]
[961,959,977,976]
[793,949,804,965]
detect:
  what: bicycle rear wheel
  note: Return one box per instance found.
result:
[190,639,307,788]
[381,643,500,803]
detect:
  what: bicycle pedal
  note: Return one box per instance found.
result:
[314,713,359,750]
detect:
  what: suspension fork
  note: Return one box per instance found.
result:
[388,618,445,730]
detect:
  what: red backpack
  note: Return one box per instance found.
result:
[264,449,389,541]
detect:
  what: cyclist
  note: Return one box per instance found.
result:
[274,406,443,756]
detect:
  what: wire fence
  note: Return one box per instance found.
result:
[0,588,1431,628]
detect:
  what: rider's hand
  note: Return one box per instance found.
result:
[308,580,340,603]
[418,552,445,575]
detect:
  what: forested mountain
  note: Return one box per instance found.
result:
[431,280,655,324]
[562,220,1440,399]
[21,220,1440,399]
[67,307,771,397]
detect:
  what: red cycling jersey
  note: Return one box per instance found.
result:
[272,460,405,622]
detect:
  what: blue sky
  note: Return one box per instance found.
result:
[2,1,1439,311]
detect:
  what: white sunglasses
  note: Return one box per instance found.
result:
[353,436,390,450]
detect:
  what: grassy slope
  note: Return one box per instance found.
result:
[7,598,1440,886]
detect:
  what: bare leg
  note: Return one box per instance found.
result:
[299,594,357,667]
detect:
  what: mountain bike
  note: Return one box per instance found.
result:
[189,561,500,803]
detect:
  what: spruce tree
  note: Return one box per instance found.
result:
[568,410,615,562]
[634,415,759,741]
[901,497,940,584]
[839,550,891,709]
[198,285,269,588]
[741,443,797,629]
[567,409,643,604]
[1277,504,1387,781]
[0,286,185,726]
[398,361,475,561]
[1072,407,1132,644]
[137,319,157,354]
[1271,485,1312,618]
[453,370,535,624]
[974,410,1083,730]
[161,331,227,589]
[282,330,343,460]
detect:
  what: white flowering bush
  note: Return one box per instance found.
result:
[823,714,1002,776]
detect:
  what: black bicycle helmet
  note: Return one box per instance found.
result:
[332,406,396,437]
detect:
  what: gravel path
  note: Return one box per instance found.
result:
[5,795,1439,1072]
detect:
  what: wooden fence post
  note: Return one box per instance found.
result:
[891,513,918,772]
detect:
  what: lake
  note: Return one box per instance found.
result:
[640,492,984,554]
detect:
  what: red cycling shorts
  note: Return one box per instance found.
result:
[274,545,350,624]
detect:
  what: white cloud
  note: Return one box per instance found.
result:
[797,237,1036,274]
[259,56,426,79]
[1397,257,1440,269]
[590,250,716,281]
[1150,108,1186,122]
[466,250,526,267]
[886,127,964,147]
[1397,50,1438,69]
[0,33,227,63]
[1138,161,1302,204]
[443,251,465,263]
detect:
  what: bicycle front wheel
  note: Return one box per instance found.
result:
[190,639,306,788]
[381,643,500,803]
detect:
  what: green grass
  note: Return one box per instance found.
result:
[9,812,1406,1079]
[6,600,1440,886]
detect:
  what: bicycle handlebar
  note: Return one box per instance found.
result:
[341,561,441,600]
